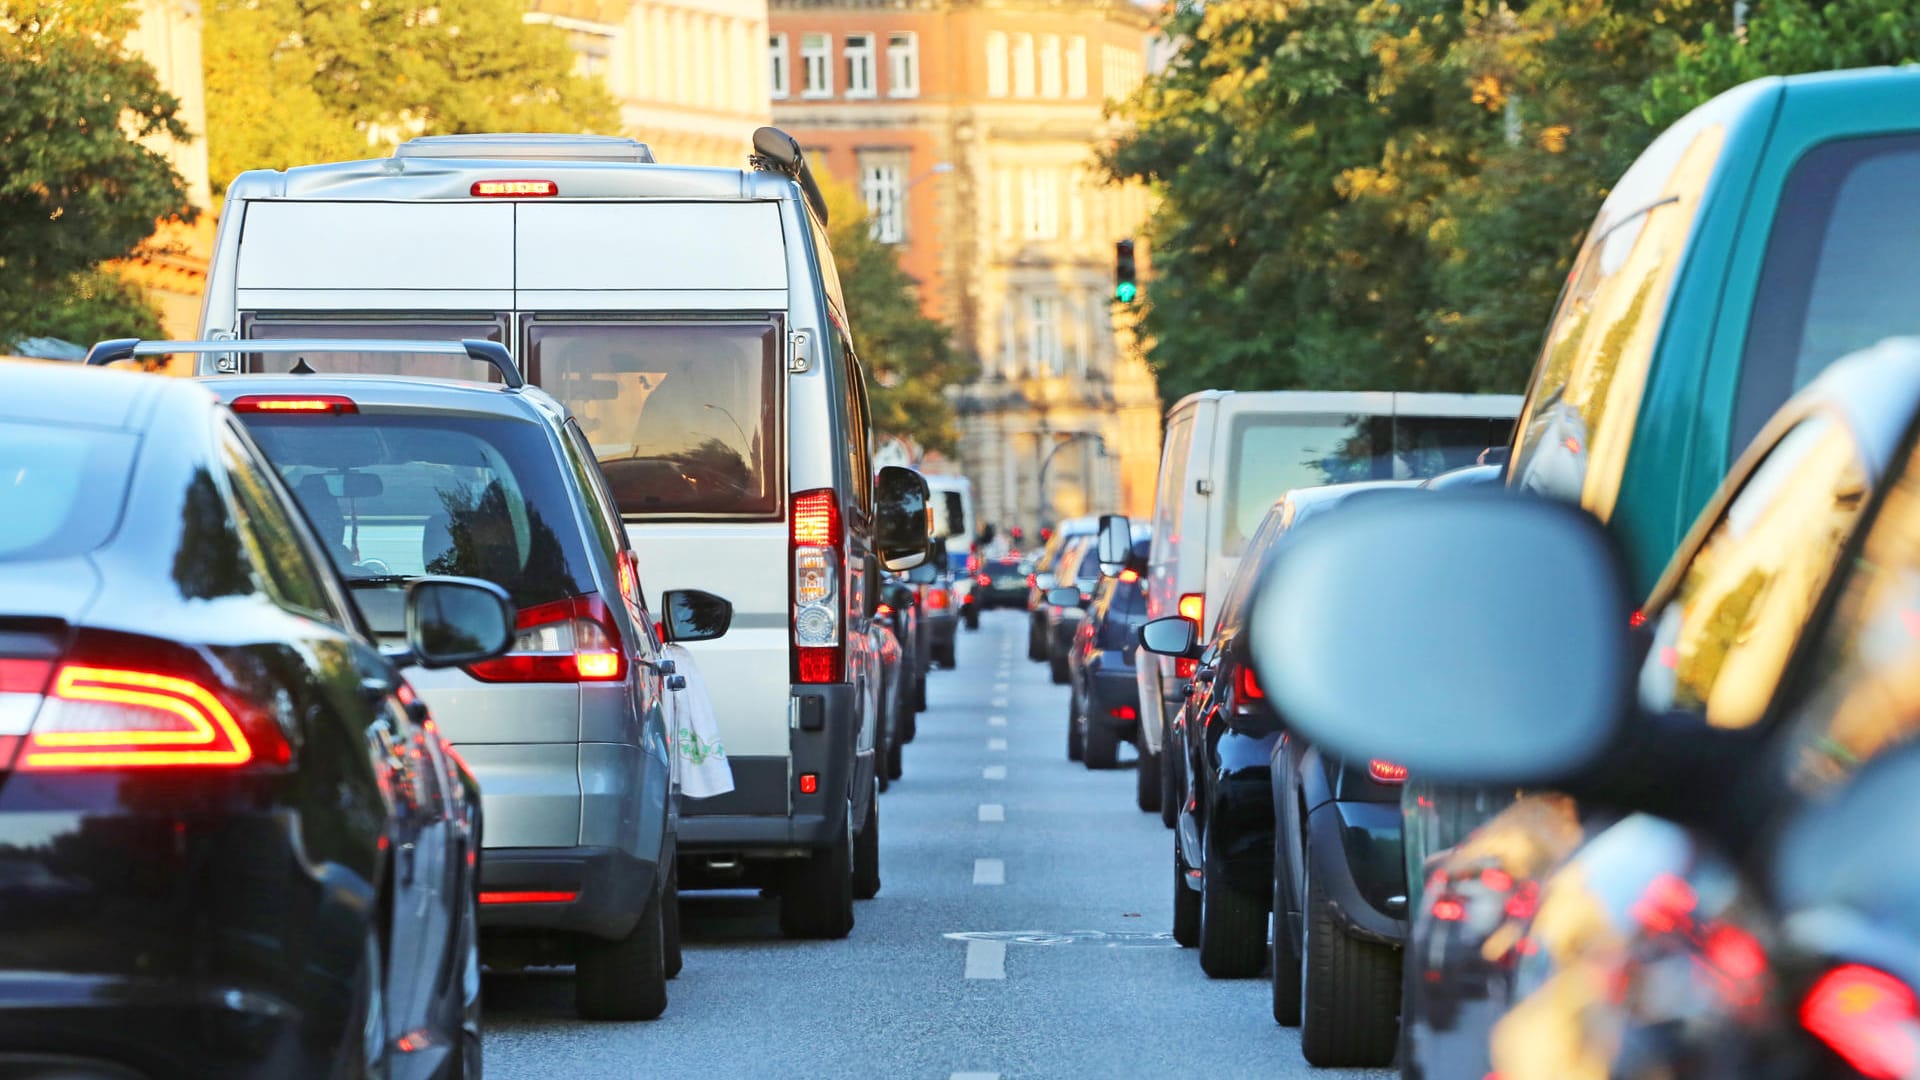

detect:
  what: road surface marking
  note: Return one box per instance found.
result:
[979,803,1005,822]
[988,715,1007,727]
[964,939,1006,979]
[991,696,1009,707]
[951,1074,1001,1080]
[994,682,1008,693]
[983,765,1006,780]
[987,737,1007,751]
[973,858,1005,885]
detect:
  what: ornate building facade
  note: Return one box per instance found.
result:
[769,0,1164,539]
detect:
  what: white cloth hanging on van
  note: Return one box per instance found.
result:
[664,643,733,799]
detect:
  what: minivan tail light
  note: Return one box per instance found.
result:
[1236,665,1264,703]
[792,489,843,684]
[1369,759,1408,784]
[467,594,626,683]
[229,395,357,415]
[21,663,290,771]
[1178,593,1204,624]
[1801,964,1920,1080]
[926,588,951,611]
[471,179,558,197]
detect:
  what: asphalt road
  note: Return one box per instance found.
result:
[484,610,1393,1080]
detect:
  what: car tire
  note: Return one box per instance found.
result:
[1028,616,1048,661]
[875,713,891,794]
[887,729,904,781]
[1067,694,1084,762]
[1198,828,1268,979]
[1136,738,1162,813]
[853,787,881,901]
[1271,833,1301,1026]
[912,674,926,714]
[936,641,956,668]
[1049,650,1070,684]
[575,882,669,1021]
[1084,717,1120,770]
[1160,719,1182,830]
[1299,847,1401,1067]
[663,862,683,981]
[964,608,980,630]
[1173,842,1200,948]
[779,801,855,940]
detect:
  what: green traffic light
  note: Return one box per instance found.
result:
[1115,282,1138,303]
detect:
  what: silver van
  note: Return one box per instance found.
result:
[195,129,931,939]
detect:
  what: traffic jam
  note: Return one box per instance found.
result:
[7,62,1920,1080]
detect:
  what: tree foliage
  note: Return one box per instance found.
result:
[818,172,973,454]
[0,0,191,347]
[204,0,619,195]
[1108,0,1910,403]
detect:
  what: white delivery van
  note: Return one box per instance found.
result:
[196,129,930,940]
[1131,390,1522,822]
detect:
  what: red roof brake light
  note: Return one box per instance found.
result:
[471,179,558,197]
[230,395,357,415]
[1369,759,1409,784]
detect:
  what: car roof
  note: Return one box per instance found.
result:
[201,373,570,426]
[224,153,791,205]
[0,358,213,431]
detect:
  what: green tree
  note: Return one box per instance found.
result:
[204,0,619,195]
[818,172,972,454]
[0,0,192,348]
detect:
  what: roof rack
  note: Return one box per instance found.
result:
[84,338,525,389]
[395,133,656,164]
[749,126,830,227]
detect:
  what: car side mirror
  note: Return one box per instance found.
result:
[875,465,932,571]
[1097,513,1132,576]
[1138,615,1200,659]
[1046,586,1081,608]
[662,589,732,643]
[405,577,514,669]
[1246,490,1631,786]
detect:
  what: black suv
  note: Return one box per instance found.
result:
[1062,537,1149,771]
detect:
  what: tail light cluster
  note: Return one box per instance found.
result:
[1801,964,1920,1079]
[792,489,843,684]
[5,641,292,772]
[926,587,952,611]
[1368,759,1408,784]
[1176,593,1204,678]
[468,594,626,683]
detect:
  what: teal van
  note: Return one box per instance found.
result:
[1395,66,1920,1074]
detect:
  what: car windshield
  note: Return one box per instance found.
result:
[240,411,597,631]
[0,421,136,561]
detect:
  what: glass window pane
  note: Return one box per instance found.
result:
[241,316,507,381]
[0,421,135,561]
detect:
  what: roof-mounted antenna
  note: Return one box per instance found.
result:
[290,357,316,375]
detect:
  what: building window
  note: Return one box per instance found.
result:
[844,32,876,98]
[1068,168,1086,239]
[1029,295,1062,377]
[986,31,1009,98]
[1012,33,1035,98]
[802,33,832,97]
[996,169,1014,239]
[888,32,918,97]
[861,156,906,244]
[1022,169,1059,240]
[1067,37,1088,98]
[1040,34,1062,98]
[768,33,789,99]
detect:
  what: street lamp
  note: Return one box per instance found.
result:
[1035,431,1106,537]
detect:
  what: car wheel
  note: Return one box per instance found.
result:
[1028,616,1048,661]
[1084,715,1120,770]
[1271,833,1301,1026]
[1136,736,1162,813]
[575,879,669,1021]
[912,673,926,714]
[779,799,855,940]
[964,608,980,630]
[1159,718,1182,830]
[887,727,904,781]
[663,862,683,981]
[875,715,890,794]
[1049,650,1070,684]
[936,641,956,668]
[1298,843,1400,1066]
[1198,826,1268,979]
[1067,693,1084,762]
[1172,842,1200,948]
[853,787,881,901]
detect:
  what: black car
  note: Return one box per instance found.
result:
[0,358,510,1078]
[974,556,1030,609]
[1043,536,1100,684]
[1247,339,1920,1079]
[1063,539,1148,771]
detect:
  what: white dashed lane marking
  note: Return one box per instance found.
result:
[973,858,1005,885]
[988,715,1007,727]
[987,737,1007,751]
[963,939,1007,980]
[983,765,1006,780]
[978,804,1005,822]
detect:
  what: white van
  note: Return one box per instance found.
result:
[1131,390,1522,821]
[195,129,930,940]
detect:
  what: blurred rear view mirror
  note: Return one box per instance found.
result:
[875,465,931,571]
[662,588,732,643]
[1046,586,1082,609]
[1097,514,1132,576]
[1246,491,1630,786]
[1138,615,1200,659]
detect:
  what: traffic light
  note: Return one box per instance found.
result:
[1114,239,1137,304]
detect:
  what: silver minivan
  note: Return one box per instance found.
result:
[195,131,929,939]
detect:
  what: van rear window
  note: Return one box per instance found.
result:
[241,316,508,381]
[524,320,781,518]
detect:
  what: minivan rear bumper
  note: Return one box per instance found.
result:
[678,683,860,858]
[478,846,659,941]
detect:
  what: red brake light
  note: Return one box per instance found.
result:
[471,179,558,197]
[1801,964,1920,1080]
[1026,574,1036,589]
[1431,897,1466,922]
[1109,705,1138,720]
[1368,759,1408,784]
[1480,868,1513,893]
[1176,657,1198,678]
[1178,593,1204,623]
[1629,609,1648,628]
[229,395,357,415]
[876,603,894,616]
[21,663,290,771]
[1118,568,1140,583]
[798,772,819,795]
[977,574,991,587]
[792,488,845,684]
[479,890,577,904]
[466,594,626,683]
[927,588,951,611]
[792,490,842,547]
[1236,665,1265,702]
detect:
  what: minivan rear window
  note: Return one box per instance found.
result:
[0,421,135,561]
[242,316,508,381]
[240,412,596,630]
[524,320,781,519]
[1223,412,1512,554]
